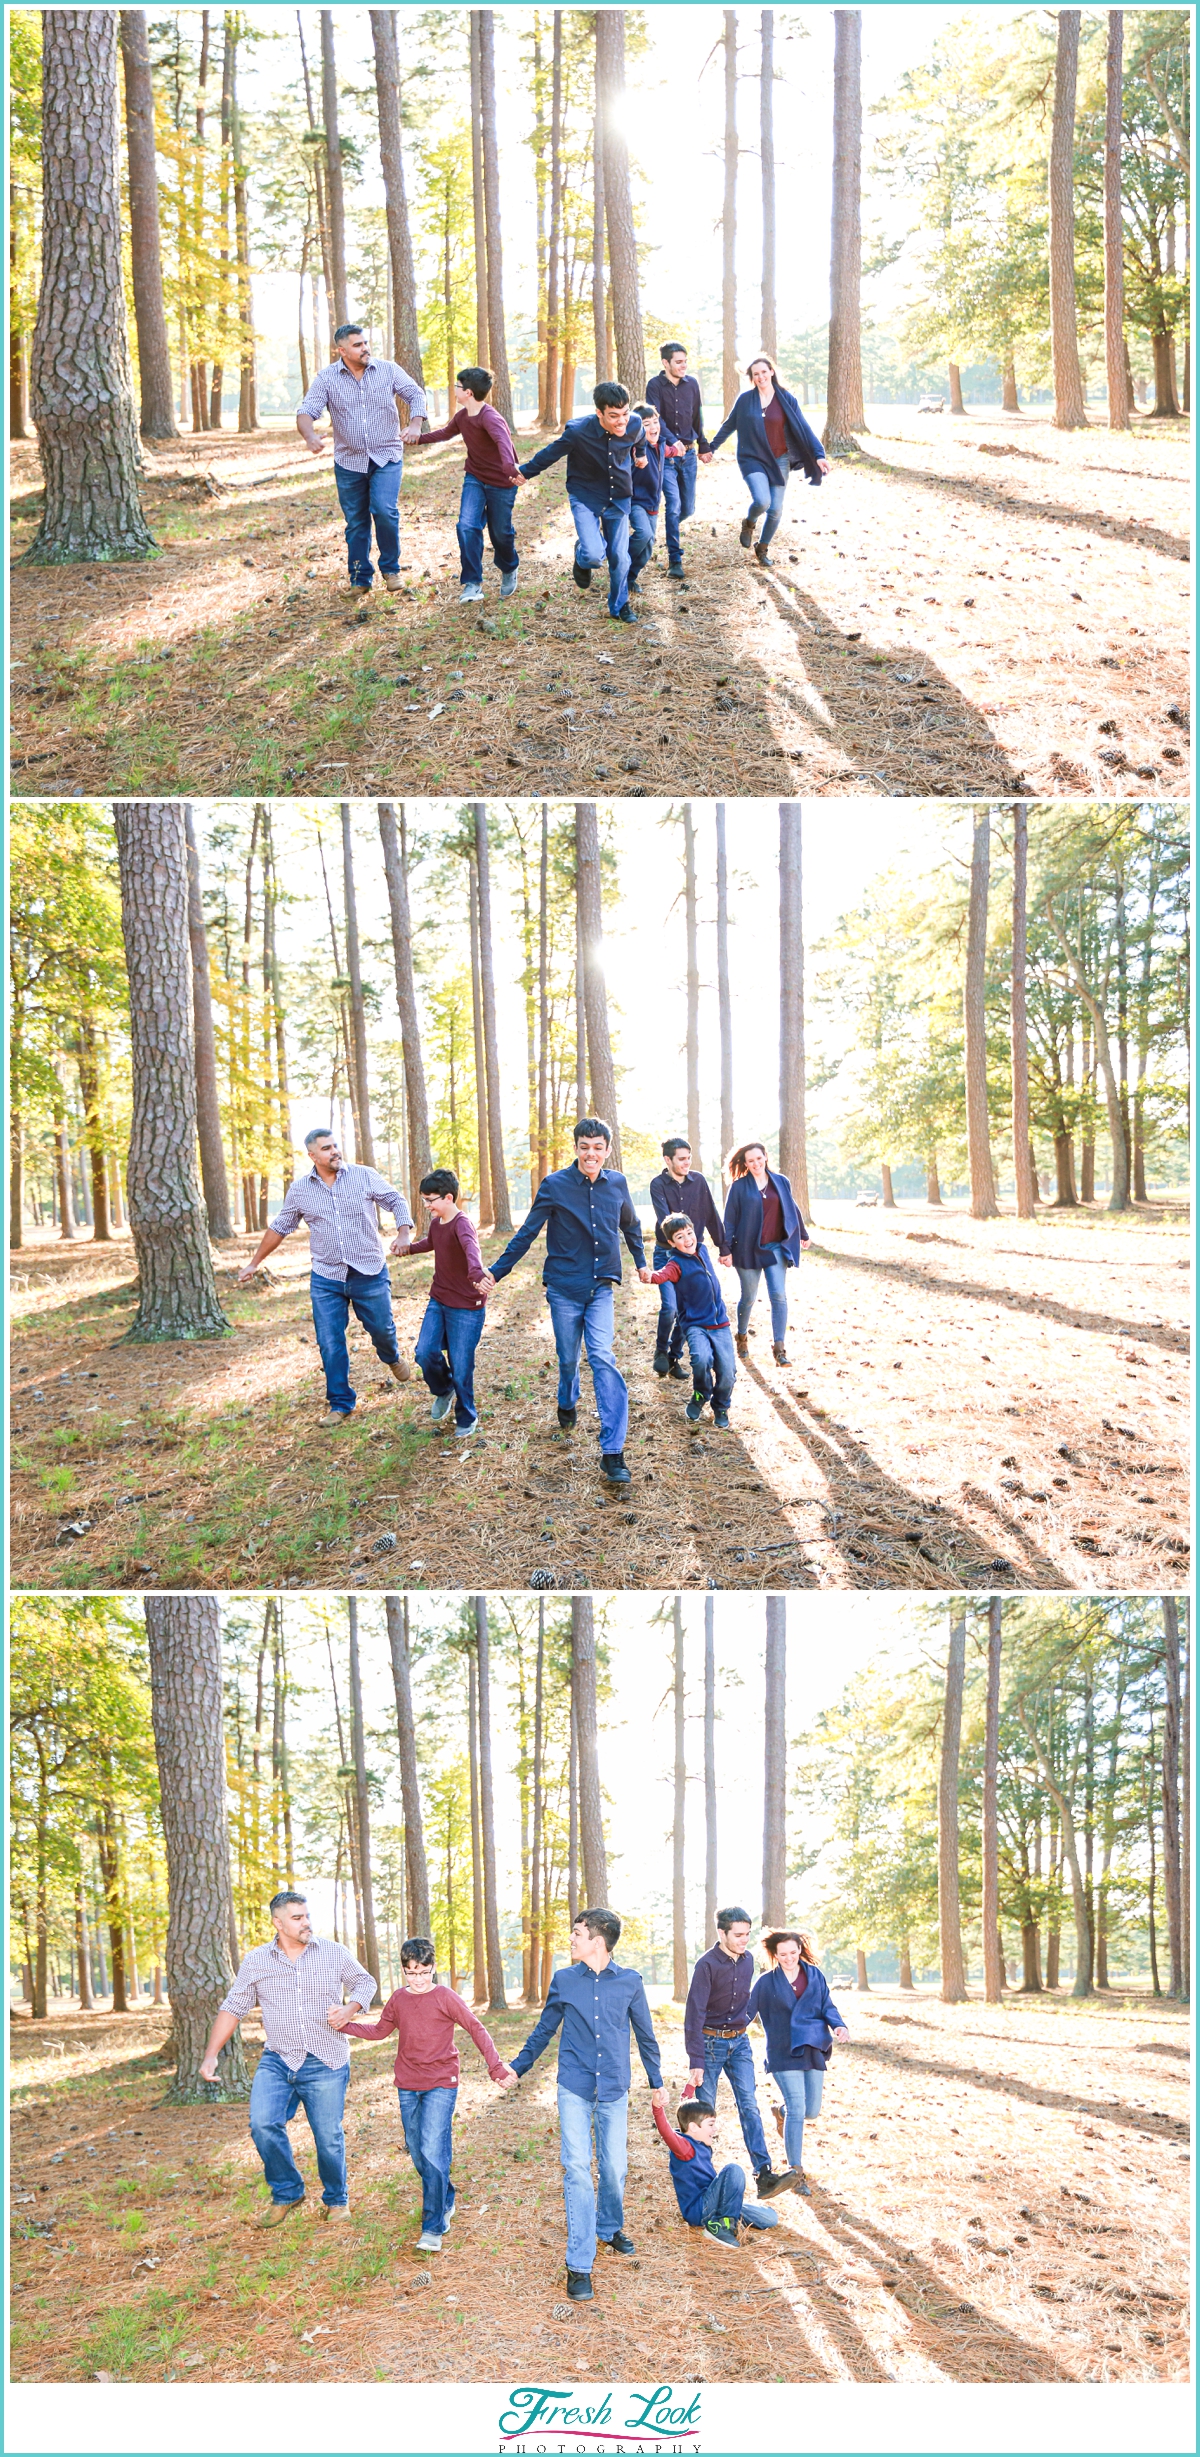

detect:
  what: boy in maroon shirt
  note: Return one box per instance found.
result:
[329,1935,513,2252]
[392,1168,488,1437]
[413,365,522,606]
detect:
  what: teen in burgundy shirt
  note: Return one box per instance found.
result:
[392,1168,488,1436]
[415,365,522,606]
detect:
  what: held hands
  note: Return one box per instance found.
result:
[326,2004,353,2031]
[699,451,714,464]
[514,471,528,485]
[637,1266,652,1284]
[649,2087,667,2109]
[499,2069,521,2092]
[718,1252,732,1268]
[474,1272,498,1297]
[400,422,423,445]
[389,1236,409,1257]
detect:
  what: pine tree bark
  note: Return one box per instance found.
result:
[672,1597,687,2002]
[964,810,999,1218]
[466,1647,485,2001]
[184,809,234,1240]
[473,805,513,1231]
[1010,801,1036,1219]
[370,11,424,385]
[145,1595,249,2098]
[759,10,777,360]
[477,13,514,424]
[113,804,231,1339]
[591,50,607,383]
[778,801,811,1215]
[1048,8,1088,428]
[27,9,156,562]
[683,806,701,1168]
[596,10,645,394]
[77,1010,112,1242]
[386,1595,430,1936]
[230,26,256,432]
[949,360,965,415]
[1161,1595,1183,1997]
[378,802,432,1208]
[982,1598,1003,2002]
[474,1598,508,2008]
[704,1593,718,1942]
[575,803,621,1163]
[346,1600,380,1987]
[938,1607,968,2000]
[526,1602,546,2001]
[543,15,563,426]
[340,805,375,1166]
[1018,1702,1093,1996]
[762,1597,786,1925]
[715,805,734,1171]
[469,13,489,367]
[320,10,348,329]
[1104,14,1130,428]
[1047,904,1130,1210]
[118,11,179,438]
[75,1870,95,2008]
[537,808,550,1184]
[572,1596,608,1906]
[824,10,865,454]
[722,12,739,413]
[467,851,493,1226]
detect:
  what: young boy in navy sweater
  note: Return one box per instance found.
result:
[653,2097,780,2250]
[646,1211,736,1427]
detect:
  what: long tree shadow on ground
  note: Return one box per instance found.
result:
[809,2188,1076,2384]
[849,2035,1191,2145]
[854,446,1191,563]
[814,1238,1191,1356]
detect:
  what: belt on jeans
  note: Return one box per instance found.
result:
[702,2026,747,2040]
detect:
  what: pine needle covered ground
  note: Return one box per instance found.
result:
[10,1199,1189,1595]
[9,408,1190,802]
[9,1986,1189,2385]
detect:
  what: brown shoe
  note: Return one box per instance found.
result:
[381,572,403,594]
[772,1342,790,1366]
[386,1359,412,1384]
[340,583,371,598]
[319,1410,354,1428]
[319,2203,352,2223]
[258,2198,303,2228]
[735,1333,749,1359]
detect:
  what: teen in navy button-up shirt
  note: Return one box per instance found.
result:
[510,1958,663,2102]
[486,1161,646,1301]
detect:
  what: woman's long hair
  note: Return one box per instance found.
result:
[762,1928,817,1966]
[726,1139,770,1181]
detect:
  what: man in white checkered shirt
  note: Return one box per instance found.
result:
[201,1890,375,2227]
[239,1123,414,1426]
[297,320,426,600]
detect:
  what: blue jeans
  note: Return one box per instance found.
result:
[700,2162,777,2230]
[699,2032,770,2171]
[686,1323,737,1412]
[774,2064,825,2169]
[653,1245,685,1359]
[557,2086,627,2273]
[568,496,631,615]
[629,501,658,580]
[662,447,697,563]
[333,455,403,585]
[457,471,518,585]
[310,1265,401,1414]
[741,453,790,547]
[414,1297,485,1428]
[397,2083,457,2234]
[249,2049,349,2207]
[546,1281,628,1453]
[735,1250,790,1342]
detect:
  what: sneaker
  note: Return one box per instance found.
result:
[454,1417,480,1439]
[386,1358,412,1384]
[572,559,592,590]
[416,2229,442,2252]
[600,1451,632,1485]
[500,566,519,598]
[702,2216,741,2251]
[652,1349,672,1377]
[319,1410,354,1429]
[321,2203,352,2224]
[430,1391,454,1424]
[257,2198,303,2228]
[713,1407,731,1429]
[381,572,403,594]
[668,1358,690,1382]
[685,1395,706,1425]
[557,1404,577,1430]
[628,575,642,594]
[341,582,372,599]
[566,2268,594,2300]
[610,604,638,623]
[739,518,757,549]
[459,581,484,603]
[602,2230,636,2255]
[755,2167,796,2200]
[668,560,685,577]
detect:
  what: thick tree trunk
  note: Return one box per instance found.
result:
[526,1602,546,2002]
[543,15,563,426]
[926,1156,942,1205]
[760,10,776,361]
[1161,1595,1183,1998]
[855,1947,870,1991]
[340,805,375,1167]
[1010,802,1036,1219]
[467,1650,485,2001]
[898,1941,914,1990]
[320,11,348,329]
[575,803,621,1163]
[113,805,231,1339]
[145,1596,249,2098]
[938,1607,968,2000]
[1001,354,1019,413]
[467,851,493,1225]
[370,11,424,386]
[682,806,701,1167]
[473,805,513,1231]
[722,12,738,414]
[230,33,256,433]
[1020,1918,1043,1992]
[880,1161,895,1207]
[184,810,234,1239]
[378,803,433,1208]
[596,11,645,394]
[949,360,965,415]
[386,1596,430,1935]
[537,809,550,1185]
[964,810,999,1218]
[118,11,179,438]
[704,1594,718,1942]
[1104,14,1130,429]
[672,1598,687,2001]
[591,56,607,383]
[347,1600,381,1989]
[474,1599,507,2009]
[477,14,514,425]
[469,12,489,367]
[27,10,156,562]
[572,1596,608,1906]
[778,801,811,1216]
[1048,9,1088,429]
[715,805,734,1172]
[982,1598,1003,2003]
[762,1597,786,1925]
[824,10,864,453]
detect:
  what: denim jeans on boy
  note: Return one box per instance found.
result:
[249,2049,349,2207]
[662,447,697,564]
[397,2083,458,2234]
[456,471,519,586]
[740,451,791,548]
[773,2064,825,2169]
[414,1298,485,1429]
[310,1264,402,1414]
[698,2031,770,2172]
[652,1246,685,1362]
[686,1323,737,1413]
[546,1282,629,1453]
[557,2085,628,2273]
[699,2162,777,2231]
[568,497,631,615]
[629,502,658,582]
[735,1246,790,1342]
[333,454,403,586]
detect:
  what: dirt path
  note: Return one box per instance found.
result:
[10,1202,1189,1594]
[9,408,1189,800]
[10,1988,1188,2385]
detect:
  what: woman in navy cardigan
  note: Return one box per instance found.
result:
[722,1139,808,1366]
[747,1931,848,2191]
[704,355,829,566]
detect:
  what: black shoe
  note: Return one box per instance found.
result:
[685,1395,705,1425]
[573,558,592,589]
[713,1408,731,1429]
[668,1358,690,1382]
[600,1451,632,1485]
[603,2230,636,2255]
[652,1349,671,1377]
[610,604,638,623]
[668,561,685,577]
[557,1405,577,1430]
[566,2268,594,2301]
[739,517,757,548]
[755,2167,796,2200]
[628,575,642,594]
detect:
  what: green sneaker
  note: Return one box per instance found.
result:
[685,1394,706,1424]
[702,2215,740,2251]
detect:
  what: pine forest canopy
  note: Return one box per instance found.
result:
[8,797,1189,1265]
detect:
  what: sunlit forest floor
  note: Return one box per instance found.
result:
[9,1984,1189,2385]
[10,1197,1189,1595]
[9,406,1190,801]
